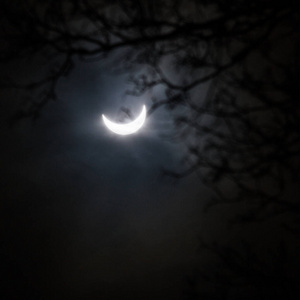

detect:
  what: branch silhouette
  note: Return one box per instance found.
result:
[1,0,299,216]
[1,1,300,299]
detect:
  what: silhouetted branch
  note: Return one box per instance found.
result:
[1,0,299,219]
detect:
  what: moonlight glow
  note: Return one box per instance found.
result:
[102,105,146,135]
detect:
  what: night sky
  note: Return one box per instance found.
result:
[1,58,212,299]
[1,2,300,300]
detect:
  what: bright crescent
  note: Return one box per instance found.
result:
[102,105,146,135]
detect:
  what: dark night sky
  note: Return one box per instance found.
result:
[1,3,300,299]
[2,57,300,300]
[1,58,215,299]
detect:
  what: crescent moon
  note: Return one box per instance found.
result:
[102,105,146,135]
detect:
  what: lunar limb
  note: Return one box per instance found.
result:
[102,105,146,135]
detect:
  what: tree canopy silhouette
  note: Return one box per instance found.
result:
[1,0,299,212]
[2,2,300,299]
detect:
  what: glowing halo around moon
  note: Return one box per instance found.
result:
[102,105,146,135]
